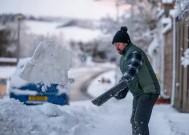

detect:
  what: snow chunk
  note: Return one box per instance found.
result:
[38,103,63,117]
[20,40,72,85]
[181,48,189,67]
[88,70,116,98]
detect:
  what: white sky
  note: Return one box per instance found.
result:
[0,0,131,42]
[0,0,130,20]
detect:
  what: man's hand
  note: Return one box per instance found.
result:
[91,79,128,106]
[114,88,128,100]
[114,77,128,100]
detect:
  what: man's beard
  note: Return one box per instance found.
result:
[117,48,125,55]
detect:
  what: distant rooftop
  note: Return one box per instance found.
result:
[0,57,17,66]
[162,0,174,4]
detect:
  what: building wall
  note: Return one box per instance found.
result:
[163,30,173,97]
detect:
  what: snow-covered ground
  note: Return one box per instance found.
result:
[87,69,189,135]
[1,65,189,135]
[0,39,189,135]
[25,21,103,42]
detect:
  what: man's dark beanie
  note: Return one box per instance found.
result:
[112,26,131,45]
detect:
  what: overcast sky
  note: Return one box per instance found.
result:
[0,0,130,20]
[0,0,131,42]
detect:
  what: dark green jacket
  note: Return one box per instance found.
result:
[120,44,160,97]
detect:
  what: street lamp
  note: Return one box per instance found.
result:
[16,14,23,64]
[116,0,119,21]
[115,0,135,40]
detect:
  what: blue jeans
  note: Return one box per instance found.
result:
[130,93,159,135]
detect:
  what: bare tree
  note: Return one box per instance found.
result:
[0,28,11,57]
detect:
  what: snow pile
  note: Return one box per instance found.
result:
[38,103,63,117]
[10,58,31,88]
[1,66,189,135]
[0,99,48,135]
[181,48,189,67]
[0,98,130,135]
[1,95,189,135]
[20,40,72,85]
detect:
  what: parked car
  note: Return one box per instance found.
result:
[9,58,70,105]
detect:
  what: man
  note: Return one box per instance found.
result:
[112,26,160,135]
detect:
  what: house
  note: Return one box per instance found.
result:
[0,57,17,97]
[150,0,189,112]
[148,0,174,103]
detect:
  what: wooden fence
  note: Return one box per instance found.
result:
[174,15,189,112]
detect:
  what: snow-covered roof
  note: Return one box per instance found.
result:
[147,38,159,56]
[160,17,172,24]
[0,57,17,63]
[169,9,179,18]
[25,21,102,42]
[178,4,189,19]
[162,0,173,4]
[170,0,189,19]
[162,22,172,33]
[160,17,172,34]
[157,9,164,19]
[0,66,16,78]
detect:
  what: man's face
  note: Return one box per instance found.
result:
[113,42,127,54]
